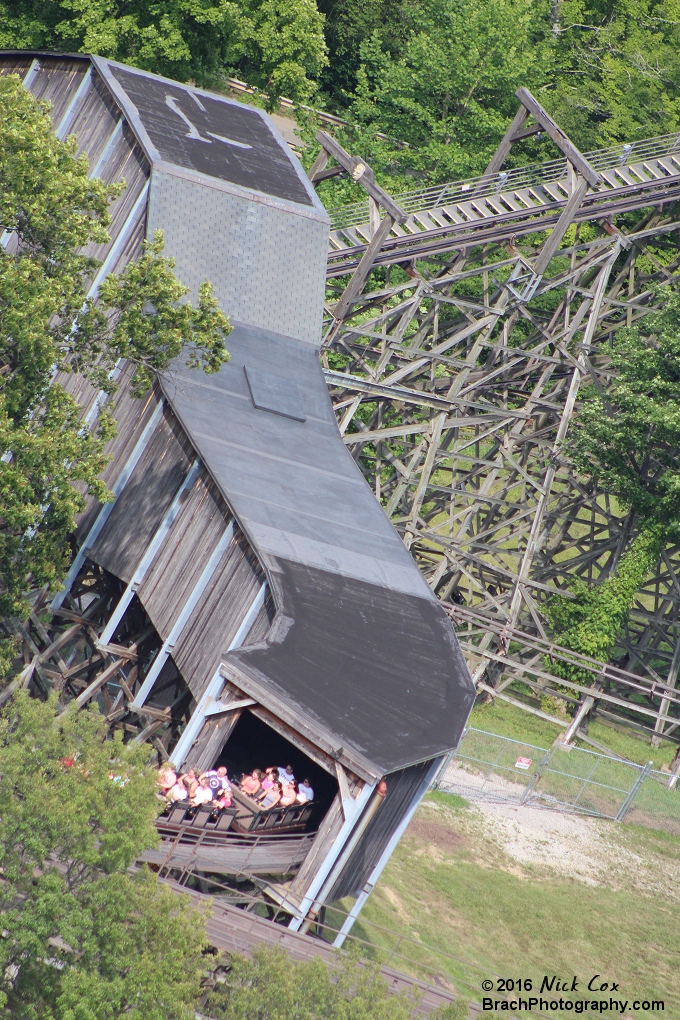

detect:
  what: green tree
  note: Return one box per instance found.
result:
[0,0,327,102]
[0,73,230,618]
[343,0,549,185]
[547,287,680,679]
[204,943,467,1019]
[220,0,328,102]
[315,0,409,106]
[545,0,680,151]
[0,691,207,1019]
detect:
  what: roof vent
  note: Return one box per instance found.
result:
[244,365,306,422]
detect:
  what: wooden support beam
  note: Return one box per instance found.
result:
[331,215,397,324]
[64,657,127,713]
[314,131,406,224]
[514,88,601,187]
[484,104,530,176]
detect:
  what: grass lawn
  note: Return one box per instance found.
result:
[469,698,678,771]
[347,794,680,1020]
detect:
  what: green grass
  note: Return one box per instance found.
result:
[469,698,563,747]
[352,799,680,1020]
[427,791,470,810]
[469,698,677,771]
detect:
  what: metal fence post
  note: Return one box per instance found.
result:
[519,748,553,805]
[616,760,653,822]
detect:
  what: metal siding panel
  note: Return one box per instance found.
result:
[147,170,327,345]
[173,529,265,698]
[89,411,192,581]
[137,473,230,638]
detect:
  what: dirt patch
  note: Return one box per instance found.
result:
[407,817,467,855]
[415,791,680,903]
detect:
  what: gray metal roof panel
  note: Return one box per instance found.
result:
[161,323,434,597]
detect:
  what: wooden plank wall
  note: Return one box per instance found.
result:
[327,760,435,903]
[245,589,276,645]
[89,408,194,581]
[30,56,88,124]
[0,55,33,78]
[71,73,121,166]
[173,530,265,702]
[137,471,230,639]
[74,381,162,540]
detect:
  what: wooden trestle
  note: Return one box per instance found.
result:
[313,88,680,748]
[0,560,192,751]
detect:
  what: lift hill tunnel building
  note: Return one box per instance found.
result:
[0,51,475,929]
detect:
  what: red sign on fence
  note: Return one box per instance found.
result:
[515,757,532,770]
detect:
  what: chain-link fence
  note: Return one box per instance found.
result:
[438,727,680,835]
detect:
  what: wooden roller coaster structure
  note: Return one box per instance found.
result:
[6,85,680,758]
[311,88,680,752]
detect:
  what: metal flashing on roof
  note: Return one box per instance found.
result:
[244,364,306,422]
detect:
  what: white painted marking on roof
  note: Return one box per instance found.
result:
[207,131,252,150]
[165,95,211,142]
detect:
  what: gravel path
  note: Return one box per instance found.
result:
[433,762,680,900]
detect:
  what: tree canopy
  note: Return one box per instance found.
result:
[0,73,230,619]
[0,691,207,1019]
[204,943,467,1020]
[547,289,680,677]
[0,0,328,102]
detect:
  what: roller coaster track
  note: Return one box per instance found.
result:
[313,92,680,747]
[326,133,680,274]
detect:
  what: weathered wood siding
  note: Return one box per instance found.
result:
[70,73,120,167]
[29,56,88,125]
[80,121,149,269]
[327,759,439,902]
[89,409,194,581]
[74,381,162,541]
[173,529,265,701]
[245,589,276,645]
[137,471,231,639]
[0,55,33,77]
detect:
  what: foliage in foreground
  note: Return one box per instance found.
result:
[0,691,207,1019]
[0,0,327,103]
[547,287,680,680]
[0,73,230,618]
[204,943,467,1019]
